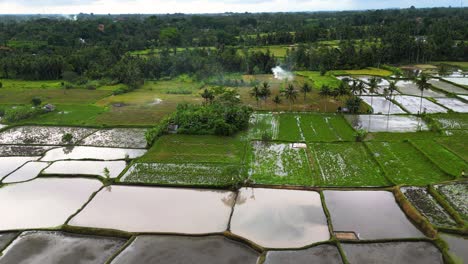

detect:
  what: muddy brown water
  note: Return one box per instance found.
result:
[342,242,443,264]
[323,190,424,239]
[230,188,329,248]
[69,186,235,233]
[0,231,126,264]
[264,244,343,264]
[111,235,259,264]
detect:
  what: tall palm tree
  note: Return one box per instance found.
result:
[387,80,397,115]
[414,74,430,115]
[367,77,381,113]
[414,74,431,130]
[319,85,331,112]
[301,82,312,102]
[260,82,271,107]
[273,94,281,111]
[357,81,366,96]
[350,80,359,96]
[250,85,261,107]
[282,84,298,111]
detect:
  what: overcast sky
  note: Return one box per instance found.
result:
[0,0,464,14]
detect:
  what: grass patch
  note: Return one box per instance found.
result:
[11,104,106,126]
[432,61,468,71]
[366,141,452,185]
[331,67,392,77]
[432,114,468,130]
[248,112,279,140]
[0,89,111,104]
[436,136,468,162]
[295,71,342,89]
[121,162,244,186]
[247,45,291,58]
[299,113,356,142]
[138,134,246,164]
[0,79,63,90]
[311,142,389,186]
[278,114,303,141]
[410,139,467,178]
[247,141,314,185]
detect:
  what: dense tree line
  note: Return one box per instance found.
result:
[0,7,467,83]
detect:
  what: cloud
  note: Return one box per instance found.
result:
[0,0,463,14]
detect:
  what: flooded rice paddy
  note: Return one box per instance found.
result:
[0,126,96,145]
[434,98,468,113]
[341,242,443,264]
[40,146,146,161]
[0,231,126,264]
[401,187,457,227]
[69,186,235,233]
[434,183,468,221]
[397,81,446,97]
[0,122,465,262]
[111,235,259,264]
[230,188,329,248]
[43,160,126,178]
[345,115,428,132]
[429,79,468,94]
[0,233,17,251]
[1,161,49,183]
[324,191,424,239]
[0,178,102,230]
[0,156,39,178]
[359,96,406,114]
[81,128,147,148]
[0,145,54,156]
[440,233,468,263]
[442,77,468,86]
[264,244,342,264]
[393,95,448,114]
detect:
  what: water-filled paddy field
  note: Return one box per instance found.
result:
[0,111,466,263]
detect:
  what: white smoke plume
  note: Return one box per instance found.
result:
[272,66,294,80]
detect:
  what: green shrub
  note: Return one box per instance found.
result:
[145,116,172,146]
[3,106,43,122]
[31,97,42,106]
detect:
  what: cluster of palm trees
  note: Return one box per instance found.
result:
[246,72,432,120]
[250,81,313,110]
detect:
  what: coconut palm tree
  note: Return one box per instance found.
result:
[414,74,431,130]
[356,81,366,96]
[414,74,430,115]
[386,80,397,115]
[260,82,271,107]
[350,80,359,96]
[273,94,281,110]
[250,85,261,107]
[367,77,381,113]
[201,88,214,104]
[282,84,298,111]
[301,82,312,102]
[319,85,331,112]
